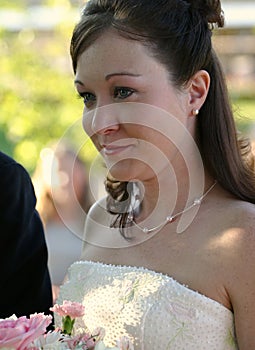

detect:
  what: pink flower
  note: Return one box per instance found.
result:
[0,313,52,350]
[65,332,96,349]
[51,301,85,318]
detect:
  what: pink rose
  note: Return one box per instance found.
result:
[0,313,52,350]
[50,300,85,318]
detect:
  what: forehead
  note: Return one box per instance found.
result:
[75,30,156,79]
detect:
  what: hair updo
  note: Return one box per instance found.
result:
[71,0,255,235]
[71,0,224,82]
[184,0,224,27]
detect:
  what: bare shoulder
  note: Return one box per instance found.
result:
[220,200,255,348]
[230,198,255,217]
[208,195,255,297]
[203,194,255,346]
[210,190,255,233]
[216,198,255,256]
[226,199,255,235]
[228,200,255,265]
[233,200,255,257]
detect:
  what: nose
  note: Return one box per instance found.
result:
[91,104,120,135]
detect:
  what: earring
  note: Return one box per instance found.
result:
[192,109,199,116]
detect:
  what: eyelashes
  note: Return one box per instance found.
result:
[77,91,96,108]
[76,87,136,108]
[113,87,135,99]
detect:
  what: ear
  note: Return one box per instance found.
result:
[186,70,210,116]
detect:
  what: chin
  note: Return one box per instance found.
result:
[108,166,134,182]
[106,159,155,183]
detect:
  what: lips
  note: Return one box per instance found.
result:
[101,142,135,156]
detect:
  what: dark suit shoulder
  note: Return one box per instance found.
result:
[0,151,53,318]
[0,151,31,181]
[0,151,16,166]
[0,152,36,214]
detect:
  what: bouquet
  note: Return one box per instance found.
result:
[0,301,134,350]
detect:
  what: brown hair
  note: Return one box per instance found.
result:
[70,0,255,235]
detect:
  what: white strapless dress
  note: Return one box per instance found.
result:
[57,261,238,349]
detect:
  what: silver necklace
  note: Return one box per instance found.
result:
[129,181,217,234]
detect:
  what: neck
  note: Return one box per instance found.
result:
[135,162,215,229]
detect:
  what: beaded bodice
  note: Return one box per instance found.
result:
[57,261,237,349]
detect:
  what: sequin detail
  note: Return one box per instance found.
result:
[57,261,237,350]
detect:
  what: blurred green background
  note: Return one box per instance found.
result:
[0,0,255,173]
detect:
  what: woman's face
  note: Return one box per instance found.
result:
[75,30,193,182]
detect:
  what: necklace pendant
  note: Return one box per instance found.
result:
[193,198,202,205]
[166,215,174,223]
[143,227,149,234]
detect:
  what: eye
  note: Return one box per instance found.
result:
[114,87,134,100]
[78,92,96,108]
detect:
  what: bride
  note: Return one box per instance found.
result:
[57,0,255,348]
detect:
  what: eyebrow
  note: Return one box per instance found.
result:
[74,72,141,86]
[105,72,141,80]
[74,79,85,86]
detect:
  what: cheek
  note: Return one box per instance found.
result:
[82,110,93,136]
[90,135,101,153]
[139,128,176,163]
[82,112,101,152]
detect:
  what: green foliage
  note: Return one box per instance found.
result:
[62,315,75,336]
[232,98,255,136]
[0,21,97,173]
[0,1,24,9]
[0,0,76,9]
